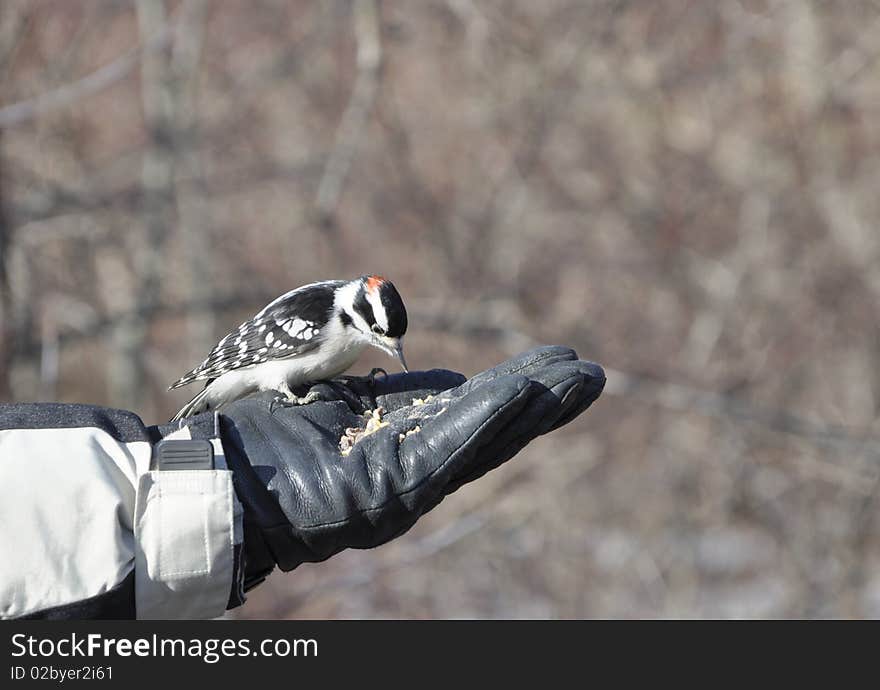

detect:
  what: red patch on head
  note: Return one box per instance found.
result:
[366,275,386,292]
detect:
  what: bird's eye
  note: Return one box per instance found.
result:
[371,324,385,335]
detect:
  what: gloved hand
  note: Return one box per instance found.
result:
[214,346,605,598]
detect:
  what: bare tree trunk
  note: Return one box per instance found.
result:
[0,130,13,400]
[108,0,175,411]
[314,0,382,254]
[173,0,214,362]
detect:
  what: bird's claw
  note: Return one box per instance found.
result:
[269,390,323,413]
[366,367,388,386]
[362,368,389,408]
[270,369,392,414]
[334,368,388,391]
[333,368,389,408]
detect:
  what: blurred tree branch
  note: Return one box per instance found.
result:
[314,0,382,234]
[0,20,176,129]
[10,160,322,230]
[12,292,266,363]
[415,303,880,460]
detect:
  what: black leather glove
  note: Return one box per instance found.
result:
[216,345,605,598]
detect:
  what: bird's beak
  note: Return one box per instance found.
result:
[374,335,408,372]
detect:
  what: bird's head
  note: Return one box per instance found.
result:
[337,274,409,371]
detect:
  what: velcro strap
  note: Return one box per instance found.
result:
[134,469,235,619]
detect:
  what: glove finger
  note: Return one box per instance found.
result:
[508,359,604,435]
[372,369,466,411]
[449,359,605,493]
[546,361,605,431]
[480,378,588,470]
[301,370,467,415]
[519,358,605,395]
[387,373,535,502]
[462,360,604,458]
[450,346,578,397]
[444,364,593,490]
[311,374,533,554]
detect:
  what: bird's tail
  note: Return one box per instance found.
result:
[171,385,213,422]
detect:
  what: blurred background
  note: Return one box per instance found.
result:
[2,0,879,618]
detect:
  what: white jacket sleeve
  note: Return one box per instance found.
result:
[0,403,243,620]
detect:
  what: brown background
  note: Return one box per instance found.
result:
[2,0,879,618]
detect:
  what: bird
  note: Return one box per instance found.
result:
[169,275,408,421]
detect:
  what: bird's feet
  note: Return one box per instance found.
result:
[269,389,324,413]
[269,369,391,413]
[334,368,389,406]
[336,367,388,388]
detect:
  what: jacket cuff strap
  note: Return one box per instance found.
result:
[134,417,243,619]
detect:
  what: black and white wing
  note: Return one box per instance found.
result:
[168,281,344,389]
